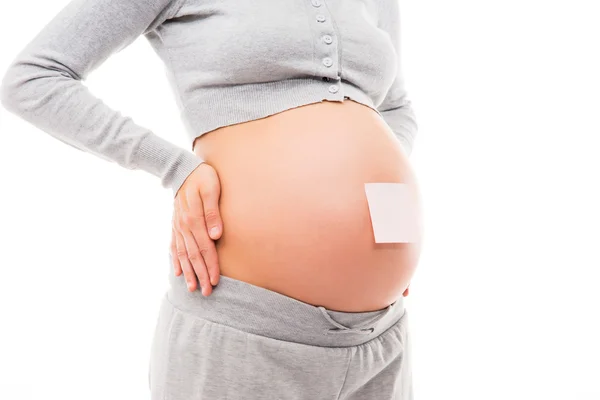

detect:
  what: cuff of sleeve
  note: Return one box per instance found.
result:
[378,102,418,157]
[169,152,205,198]
[132,131,205,198]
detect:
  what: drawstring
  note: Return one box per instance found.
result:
[318,301,396,335]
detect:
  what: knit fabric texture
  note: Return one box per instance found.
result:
[0,0,418,197]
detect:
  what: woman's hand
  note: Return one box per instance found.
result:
[171,162,223,296]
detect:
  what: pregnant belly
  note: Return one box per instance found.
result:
[192,99,423,312]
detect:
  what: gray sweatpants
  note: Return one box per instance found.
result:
[148,253,413,399]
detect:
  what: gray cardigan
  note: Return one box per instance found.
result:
[0,0,418,197]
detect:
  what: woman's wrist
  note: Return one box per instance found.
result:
[132,132,205,197]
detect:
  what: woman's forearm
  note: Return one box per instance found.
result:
[0,0,203,197]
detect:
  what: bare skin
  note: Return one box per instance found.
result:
[171,162,223,295]
[184,99,422,312]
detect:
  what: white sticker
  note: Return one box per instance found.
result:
[364,183,420,243]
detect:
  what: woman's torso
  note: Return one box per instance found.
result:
[192,99,422,312]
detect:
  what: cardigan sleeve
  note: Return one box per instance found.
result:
[0,0,204,198]
[376,0,419,157]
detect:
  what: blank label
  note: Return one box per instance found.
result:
[364,183,420,243]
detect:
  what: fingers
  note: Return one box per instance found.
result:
[179,222,213,297]
[173,227,200,292]
[174,190,217,296]
[196,165,223,241]
[186,190,220,287]
[170,162,222,295]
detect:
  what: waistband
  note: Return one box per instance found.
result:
[165,253,406,347]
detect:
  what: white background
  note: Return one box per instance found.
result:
[1,0,599,399]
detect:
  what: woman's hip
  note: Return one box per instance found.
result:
[165,252,407,347]
[149,255,413,399]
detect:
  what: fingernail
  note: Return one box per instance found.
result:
[210,227,219,238]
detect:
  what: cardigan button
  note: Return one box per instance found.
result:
[322,35,333,44]
[322,57,333,67]
[316,14,326,22]
[311,0,322,6]
[328,85,339,93]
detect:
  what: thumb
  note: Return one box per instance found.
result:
[204,200,222,240]
[197,174,222,241]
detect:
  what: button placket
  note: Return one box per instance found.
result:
[311,0,342,99]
